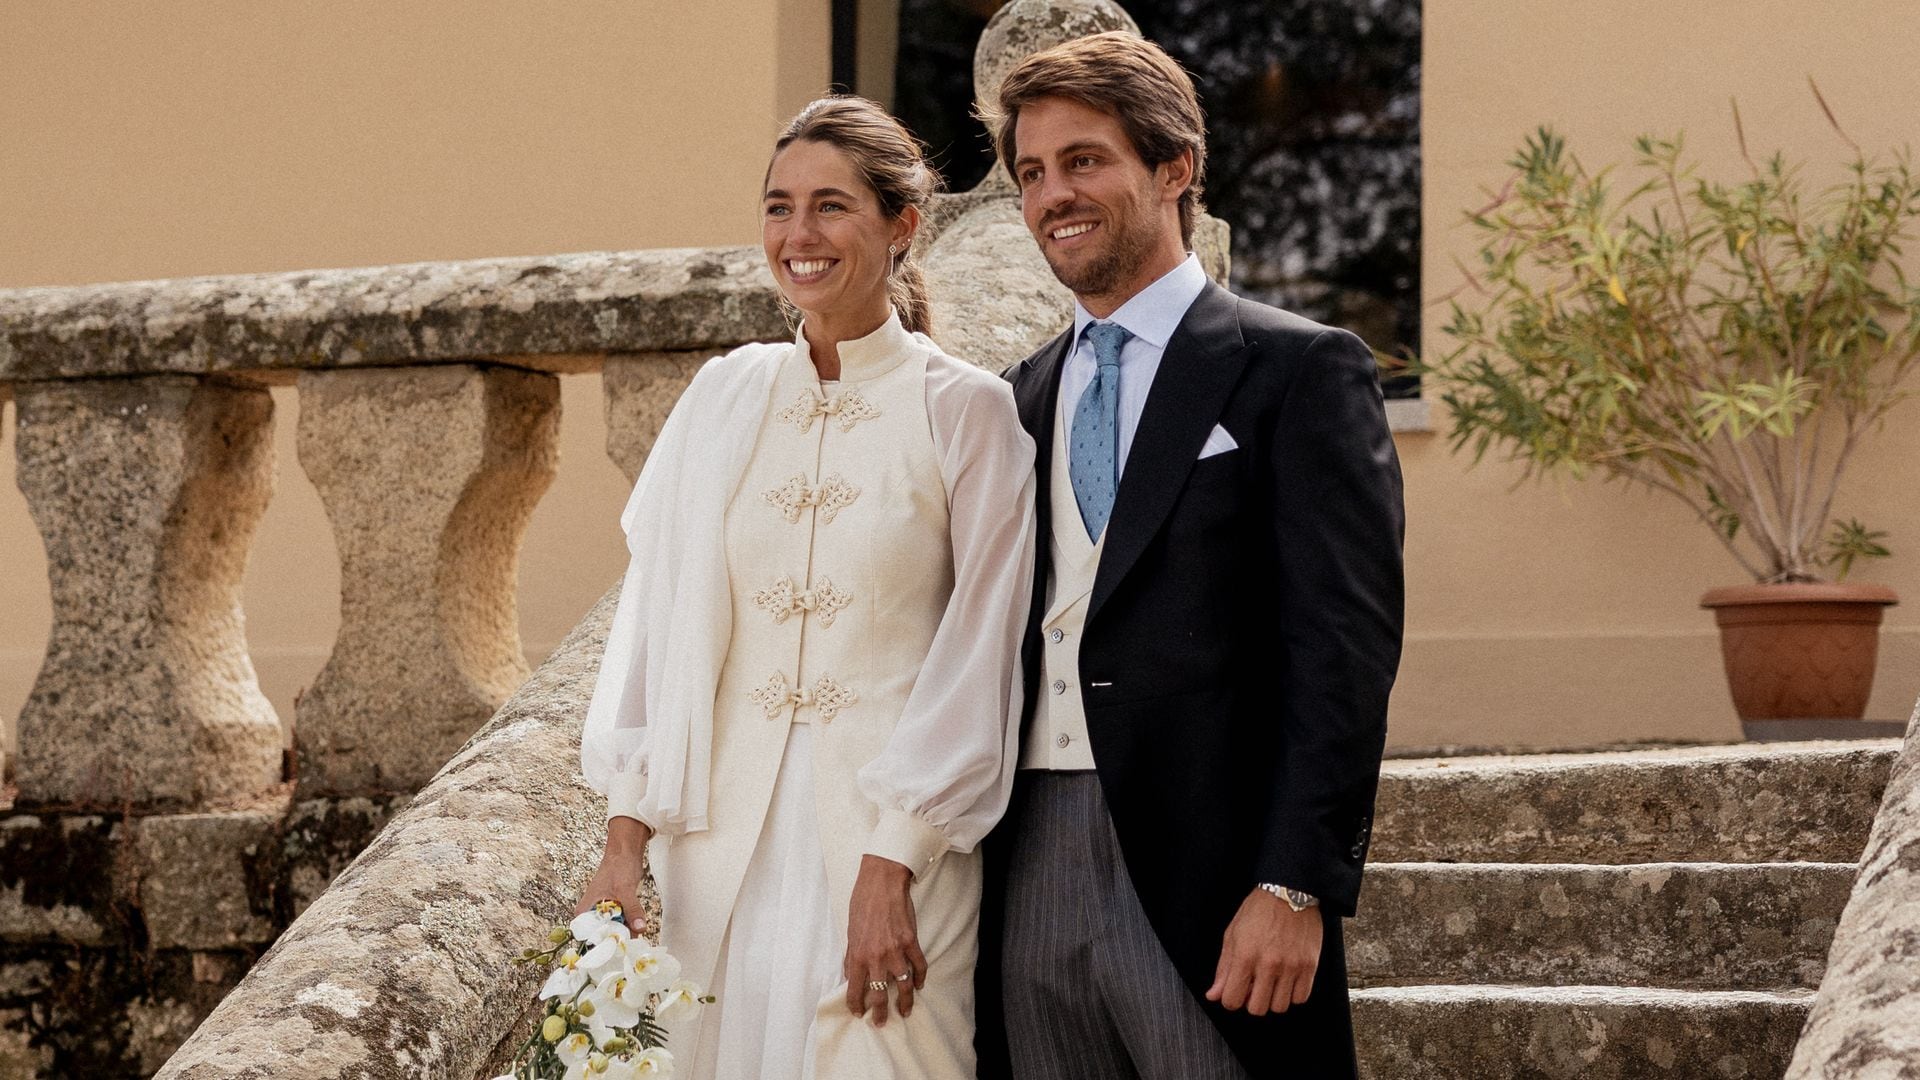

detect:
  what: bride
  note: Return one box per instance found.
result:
[575,95,1035,1080]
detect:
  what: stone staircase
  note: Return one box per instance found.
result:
[1348,739,1898,1078]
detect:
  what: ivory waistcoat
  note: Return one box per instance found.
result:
[657,333,956,996]
[1020,390,1101,770]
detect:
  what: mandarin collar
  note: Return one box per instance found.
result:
[793,309,917,384]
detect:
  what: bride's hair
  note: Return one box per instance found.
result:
[770,96,944,336]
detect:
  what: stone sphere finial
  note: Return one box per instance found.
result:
[973,0,1141,114]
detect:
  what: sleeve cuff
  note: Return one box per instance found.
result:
[605,770,654,828]
[864,808,949,881]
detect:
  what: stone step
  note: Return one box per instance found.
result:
[1354,984,1813,1079]
[1373,739,1896,864]
[1350,861,1854,990]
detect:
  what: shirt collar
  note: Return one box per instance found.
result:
[793,308,916,383]
[1070,253,1208,351]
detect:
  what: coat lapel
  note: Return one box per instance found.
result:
[1010,330,1072,709]
[1089,282,1249,622]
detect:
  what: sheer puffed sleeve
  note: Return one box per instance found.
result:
[856,350,1037,878]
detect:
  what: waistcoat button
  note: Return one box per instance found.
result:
[1048,628,1064,644]
[1051,679,1067,695]
[1055,734,1071,749]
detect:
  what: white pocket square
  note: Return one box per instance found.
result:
[1198,424,1238,459]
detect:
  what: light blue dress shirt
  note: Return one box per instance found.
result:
[1060,253,1209,482]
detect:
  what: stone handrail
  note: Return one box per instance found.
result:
[1785,696,1920,1076]
[149,587,621,1080]
[0,246,783,380]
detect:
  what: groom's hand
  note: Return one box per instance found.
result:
[1205,887,1323,1015]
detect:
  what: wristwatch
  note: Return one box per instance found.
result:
[1258,883,1319,912]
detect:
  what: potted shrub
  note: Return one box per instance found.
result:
[1421,104,1920,736]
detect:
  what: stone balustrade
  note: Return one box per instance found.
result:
[1,246,787,813]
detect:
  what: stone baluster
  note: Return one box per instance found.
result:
[293,364,559,796]
[602,350,712,483]
[12,375,282,811]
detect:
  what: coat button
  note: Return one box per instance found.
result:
[1049,628,1065,644]
[1055,734,1071,749]
[1051,679,1067,695]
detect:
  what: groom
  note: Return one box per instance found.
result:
[975,31,1405,1080]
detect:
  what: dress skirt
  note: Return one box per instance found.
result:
[677,723,985,1080]
[686,724,838,1080]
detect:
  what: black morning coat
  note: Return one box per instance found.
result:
[975,280,1407,1079]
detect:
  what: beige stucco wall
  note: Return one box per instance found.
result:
[0,1,830,754]
[1404,0,1920,747]
[4,0,1919,763]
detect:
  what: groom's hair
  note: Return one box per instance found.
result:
[986,31,1208,245]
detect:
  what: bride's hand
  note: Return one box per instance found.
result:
[575,817,655,937]
[843,854,928,1027]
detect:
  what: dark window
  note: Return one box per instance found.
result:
[895,0,1421,395]
[832,0,861,92]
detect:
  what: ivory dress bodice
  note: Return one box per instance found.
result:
[700,333,955,942]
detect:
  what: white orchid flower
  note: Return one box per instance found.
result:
[582,932,639,983]
[570,907,633,948]
[630,1046,674,1076]
[583,972,646,1030]
[556,1030,596,1069]
[653,979,705,1027]
[540,948,590,1000]
[628,947,682,993]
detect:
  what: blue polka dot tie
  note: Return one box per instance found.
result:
[1069,322,1132,541]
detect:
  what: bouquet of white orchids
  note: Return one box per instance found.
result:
[497,900,710,1079]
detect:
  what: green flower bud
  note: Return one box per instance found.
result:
[541,1014,568,1042]
[590,1054,609,1073]
[577,999,596,1018]
[548,926,572,944]
[601,1036,629,1054]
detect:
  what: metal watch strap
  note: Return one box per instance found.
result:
[1258,883,1319,912]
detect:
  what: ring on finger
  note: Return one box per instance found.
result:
[895,971,913,983]
[866,980,890,993]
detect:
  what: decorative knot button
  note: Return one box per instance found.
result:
[752,576,853,627]
[748,672,859,722]
[762,473,861,524]
[775,388,880,433]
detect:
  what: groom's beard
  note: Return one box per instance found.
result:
[1040,204,1159,299]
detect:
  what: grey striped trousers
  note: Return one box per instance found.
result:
[1000,770,1252,1080]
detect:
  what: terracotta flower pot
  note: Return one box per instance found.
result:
[1699,582,1899,730]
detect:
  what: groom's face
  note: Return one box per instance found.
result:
[1013,96,1175,308]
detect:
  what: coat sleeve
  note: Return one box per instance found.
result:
[1256,327,1405,916]
[854,357,1038,879]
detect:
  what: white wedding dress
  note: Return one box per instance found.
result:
[581,312,1035,1079]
